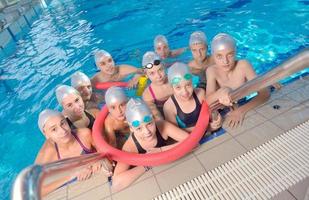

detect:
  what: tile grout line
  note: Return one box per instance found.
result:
[193,133,234,156]
[286,189,298,200]
[152,171,163,195]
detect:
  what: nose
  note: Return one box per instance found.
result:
[143,125,151,135]
[198,49,203,57]
[181,87,189,95]
[223,56,229,64]
[116,106,123,114]
[156,72,162,79]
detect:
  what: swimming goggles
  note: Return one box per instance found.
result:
[143,60,161,69]
[131,115,153,127]
[171,73,192,85]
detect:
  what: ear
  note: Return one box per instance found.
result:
[42,129,50,139]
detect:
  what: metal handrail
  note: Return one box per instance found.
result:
[11,48,309,200]
[12,152,106,200]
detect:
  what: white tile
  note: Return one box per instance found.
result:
[43,185,67,200]
[271,104,309,131]
[155,156,205,193]
[152,152,194,174]
[271,190,296,200]
[112,177,161,200]
[235,121,284,150]
[68,170,109,199]
[223,113,267,136]
[256,97,299,119]
[70,183,110,200]
[288,177,309,200]
[196,139,247,170]
[286,84,309,103]
[194,132,232,154]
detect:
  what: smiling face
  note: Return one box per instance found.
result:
[76,84,92,102]
[213,47,236,71]
[62,93,85,117]
[155,42,170,59]
[97,56,116,75]
[190,43,207,63]
[145,64,166,85]
[172,79,194,101]
[130,120,156,142]
[108,101,127,121]
[43,115,72,143]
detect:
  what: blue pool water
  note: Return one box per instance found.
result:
[0,0,308,198]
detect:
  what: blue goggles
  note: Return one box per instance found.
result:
[131,115,153,127]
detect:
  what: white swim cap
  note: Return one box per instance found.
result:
[71,71,91,89]
[167,62,192,85]
[154,35,168,48]
[142,51,161,68]
[94,50,112,64]
[55,85,80,105]
[38,109,62,133]
[105,86,128,107]
[125,98,153,127]
[211,33,236,53]
[189,31,207,46]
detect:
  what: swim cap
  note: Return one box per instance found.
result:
[55,85,80,105]
[142,51,161,67]
[189,31,207,46]
[211,33,236,53]
[94,50,112,64]
[38,109,62,133]
[154,35,168,48]
[105,86,128,107]
[125,98,153,127]
[71,71,91,89]
[167,62,192,85]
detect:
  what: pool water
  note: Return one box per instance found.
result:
[0,0,308,199]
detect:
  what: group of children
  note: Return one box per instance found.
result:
[34,31,272,196]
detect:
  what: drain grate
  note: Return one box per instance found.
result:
[154,120,309,200]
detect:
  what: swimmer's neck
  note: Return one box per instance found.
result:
[56,134,75,149]
[67,112,86,122]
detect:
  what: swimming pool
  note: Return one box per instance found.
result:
[1,0,308,199]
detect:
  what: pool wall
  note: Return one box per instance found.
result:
[0,0,45,59]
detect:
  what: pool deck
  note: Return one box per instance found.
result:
[44,76,309,200]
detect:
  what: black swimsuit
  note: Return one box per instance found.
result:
[171,92,202,129]
[132,128,166,154]
[66,111,95,130]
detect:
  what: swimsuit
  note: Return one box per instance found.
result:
[148,85,168,116]
[66,111,95,130]
[171,92,201,129]
[54,131,96,159]
[131,128,166,154]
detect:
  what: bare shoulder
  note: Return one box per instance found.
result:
[237,59,253,70]
[35,140,56,164]
[77,128,92,142]
[188,60,195,68]
[104,115,115,131]
[163,97,173,109]
[206,64,217,75]
[195,88,206,100]
[121,137,137,153]
[142,86,152,102]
